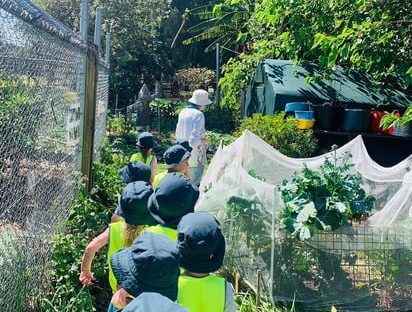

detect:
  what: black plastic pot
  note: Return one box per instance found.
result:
[341,109,370,132]
[311,103,336,130]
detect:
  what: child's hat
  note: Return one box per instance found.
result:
[119,161,151,184]
[148,173,199,229]
[164,145,191,169]
[122,293,188,312]
[117,181,157,226]
[174,139,193,153]
[110,231,180,300]
[177,211,225,273]
[136,132,156,149]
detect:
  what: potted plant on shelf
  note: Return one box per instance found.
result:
[380,105,412,137]
[278,151,375,241]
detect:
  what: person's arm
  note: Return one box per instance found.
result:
[189,112,205,146]
[79,228,109,285]
[150,155,158,178]
[224,281,237,312]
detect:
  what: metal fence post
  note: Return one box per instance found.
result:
[105,32,111,65]
[93,7,103,53]
[78,0,89,174]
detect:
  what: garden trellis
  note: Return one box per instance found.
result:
[198,130,412,311]
[0,0,109,310]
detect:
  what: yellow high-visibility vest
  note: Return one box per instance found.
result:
[153,171,168,187]
[178,274,226,312]
[130,152,153,165]
[107,222,126,293]
[145,224,177,241]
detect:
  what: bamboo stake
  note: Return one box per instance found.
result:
[235,272,241,293]
[256,269,262,308]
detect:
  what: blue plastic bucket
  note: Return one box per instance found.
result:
[285,102,311,113]
[295,111,315,120]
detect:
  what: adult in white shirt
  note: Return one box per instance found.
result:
[175,89,211,186]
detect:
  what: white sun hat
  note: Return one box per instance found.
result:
[188,89,212,106]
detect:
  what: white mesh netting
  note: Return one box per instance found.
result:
[197,130,412,311]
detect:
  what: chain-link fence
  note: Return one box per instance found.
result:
[0,0,109,310]
[94,59,109,160]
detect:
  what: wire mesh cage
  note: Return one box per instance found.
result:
[0,0,109,309]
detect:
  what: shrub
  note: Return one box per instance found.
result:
[236,113,318,158]
[173,67,215,99]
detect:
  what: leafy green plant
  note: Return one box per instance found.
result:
[279,152,375,240]
[237,113,318,158]
[380,105,412,129]
[206,131,236,150]
[36,285,93,312]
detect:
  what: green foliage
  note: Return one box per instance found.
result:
[204,104,240,133]
[227,196,272,254]
[173,67,215,98]
[212,0,412,111]
[236,291,288,312]
[279,152,375,240]
[237,113,318,158]
[183,0,254,52]
[36,285,93,312]
[380,105,412,129]
[205,131,236,150]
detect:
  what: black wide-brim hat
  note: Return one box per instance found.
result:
[110,232,180,300]
[136,132,157,149]
[148,173,199,229]
[117,181,157,226]
[122,293,188,312]
[119,161,151,184]
[177,211,226,273]
[164,145,191,169]
[174,140,193,153]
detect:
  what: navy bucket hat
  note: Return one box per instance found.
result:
[177,211,226,274]
[122,293,188,312]
[174,139,193,153]
[148,173,199,229]
[164,145,191,169]
[119,161,152,184]
[110,232,180,300]
[117,181,157,226]
[136,132,156,149]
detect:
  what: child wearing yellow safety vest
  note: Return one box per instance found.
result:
[109,232,180,311]
[130,132,157,178]
[79,182,157,295]
[146,172,199,241]
[153,144,191,187]
[177,211,236,312]
[111,162,152,223]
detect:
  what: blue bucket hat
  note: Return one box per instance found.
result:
[122,293,188,312]
[148,173,199,229]
[110,232,180,300]
[164,145,191,169]
[177,211,226,274]
[174,139,193,153]
[136,132,156,149]
[117,181,157,226]
[119,161,152,184]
